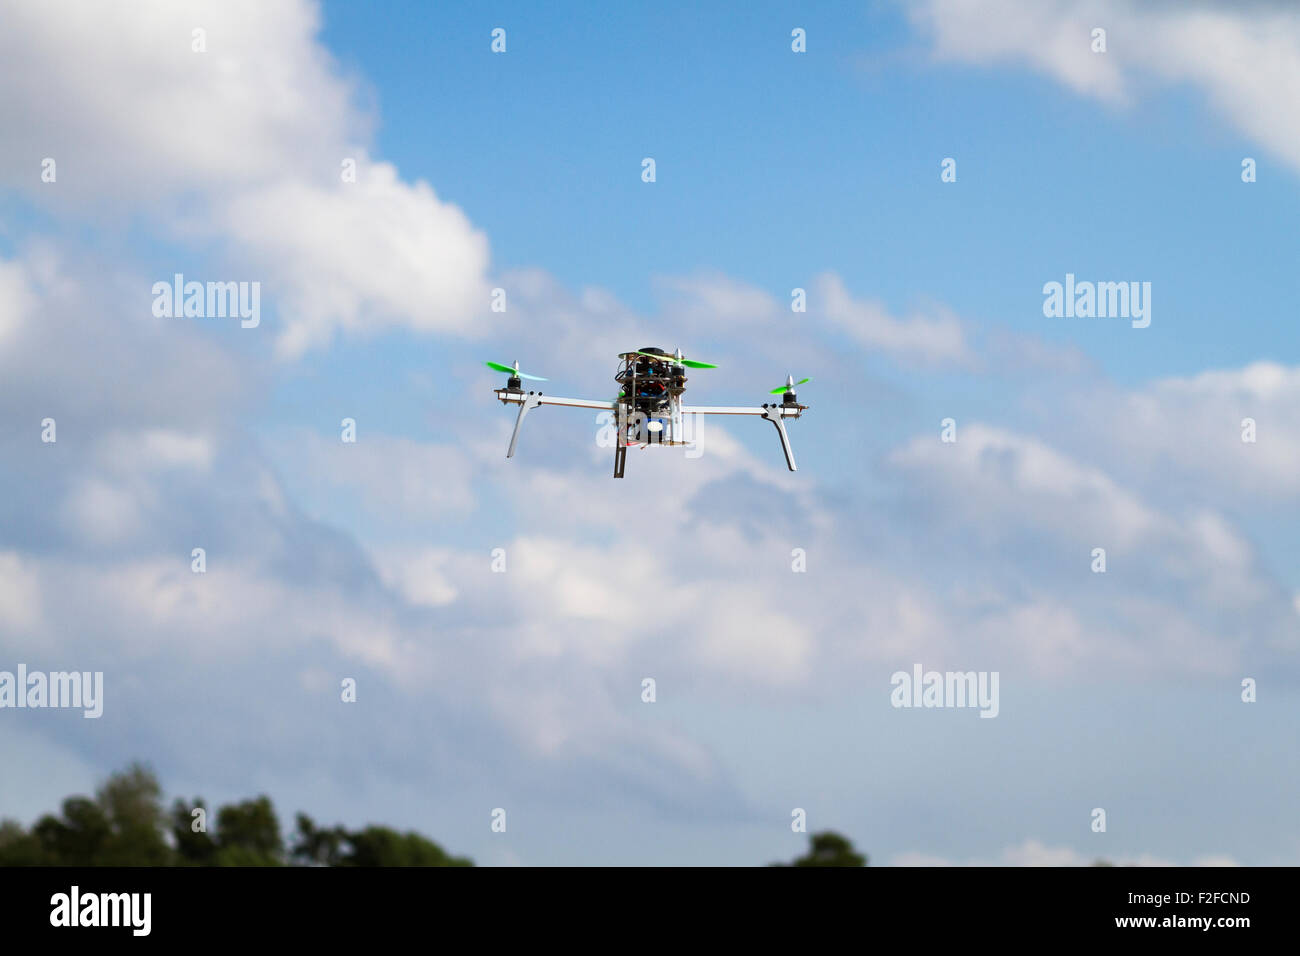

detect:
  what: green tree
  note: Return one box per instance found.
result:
[215,796,283,866]
[0,819,47,865]
[292,814,471,867]
[171,798,217,865]
[0,763,474,867]
[774,831,868,867]
[93,763,172,865]
[32,797,111,863]
[291,813,347,867]
[339,826,473,867]
[0,764,172,865]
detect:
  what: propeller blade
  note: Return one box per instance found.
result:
[770,377,811,394]
[635,351,717,369]
[485,360,547,381]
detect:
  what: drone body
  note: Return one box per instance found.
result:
[489,348,809,478]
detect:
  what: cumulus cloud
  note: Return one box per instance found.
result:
[884,423,1299,677]
[816,272,971,366]
[0,0,490,354]
[215,164,490,358]
[0,258,33,350]
[275,428,477,524]
[909,0,1300,172]
[1,223,1293,861]
[656,271,971,368]
[0,0,357,197]
[335,398,1300,703]
[0,551,43,637]
[651,270,1088,376]
[0,247,750,821]
[1063,361,1300,501]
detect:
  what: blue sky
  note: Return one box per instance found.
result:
[316,0,1300,377]
[1,0,1298,866]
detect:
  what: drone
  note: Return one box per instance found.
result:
[488,348,809,478]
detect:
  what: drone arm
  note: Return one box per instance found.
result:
[496,389,618,459]
[495,389,615,411]
[679,404,802,417]
[680,402,805,472]
[538,395,617,410]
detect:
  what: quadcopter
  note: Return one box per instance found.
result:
[488,348,809,478]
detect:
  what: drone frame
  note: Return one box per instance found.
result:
[492,351,807,478]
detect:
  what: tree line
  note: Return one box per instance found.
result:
[0,763,471,866]
[0,762,871,866]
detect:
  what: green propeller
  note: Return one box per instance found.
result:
[770,376,810,394]
[635,349,717,370]
[485,360,546,381]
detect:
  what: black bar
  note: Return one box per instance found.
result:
[0,865,1280,943]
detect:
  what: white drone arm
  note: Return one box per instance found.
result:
[494,387,806,473]
[494,389,614,410]
[679,402,805,472]
[533,395,617,410]
[679,405,801,417]
[494,388,616,458]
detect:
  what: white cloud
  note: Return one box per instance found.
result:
[277,429,477,523]
[884,423,1296,676]
[0,0,356,198]
[1070,361,1300,500]
[889,423,1159,550]
[61,477,147,547]
[816,272,971,366]
[0,0,490,355]
[0,247,752,815]
[0,259,33,352]
[80,557,410,671]
[910,0,1300,172]
[98,430,216,473]
[654,273,786,326]
[216,163,490,358]
[693,591,812,687]
[370,547,459,609]
[420,529,820,689]
[0,250,255,433]
[0,551,42,636]
[652,271,972,368]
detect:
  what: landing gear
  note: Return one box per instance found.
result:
[506,392,542,458]
[761,404,798,471]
